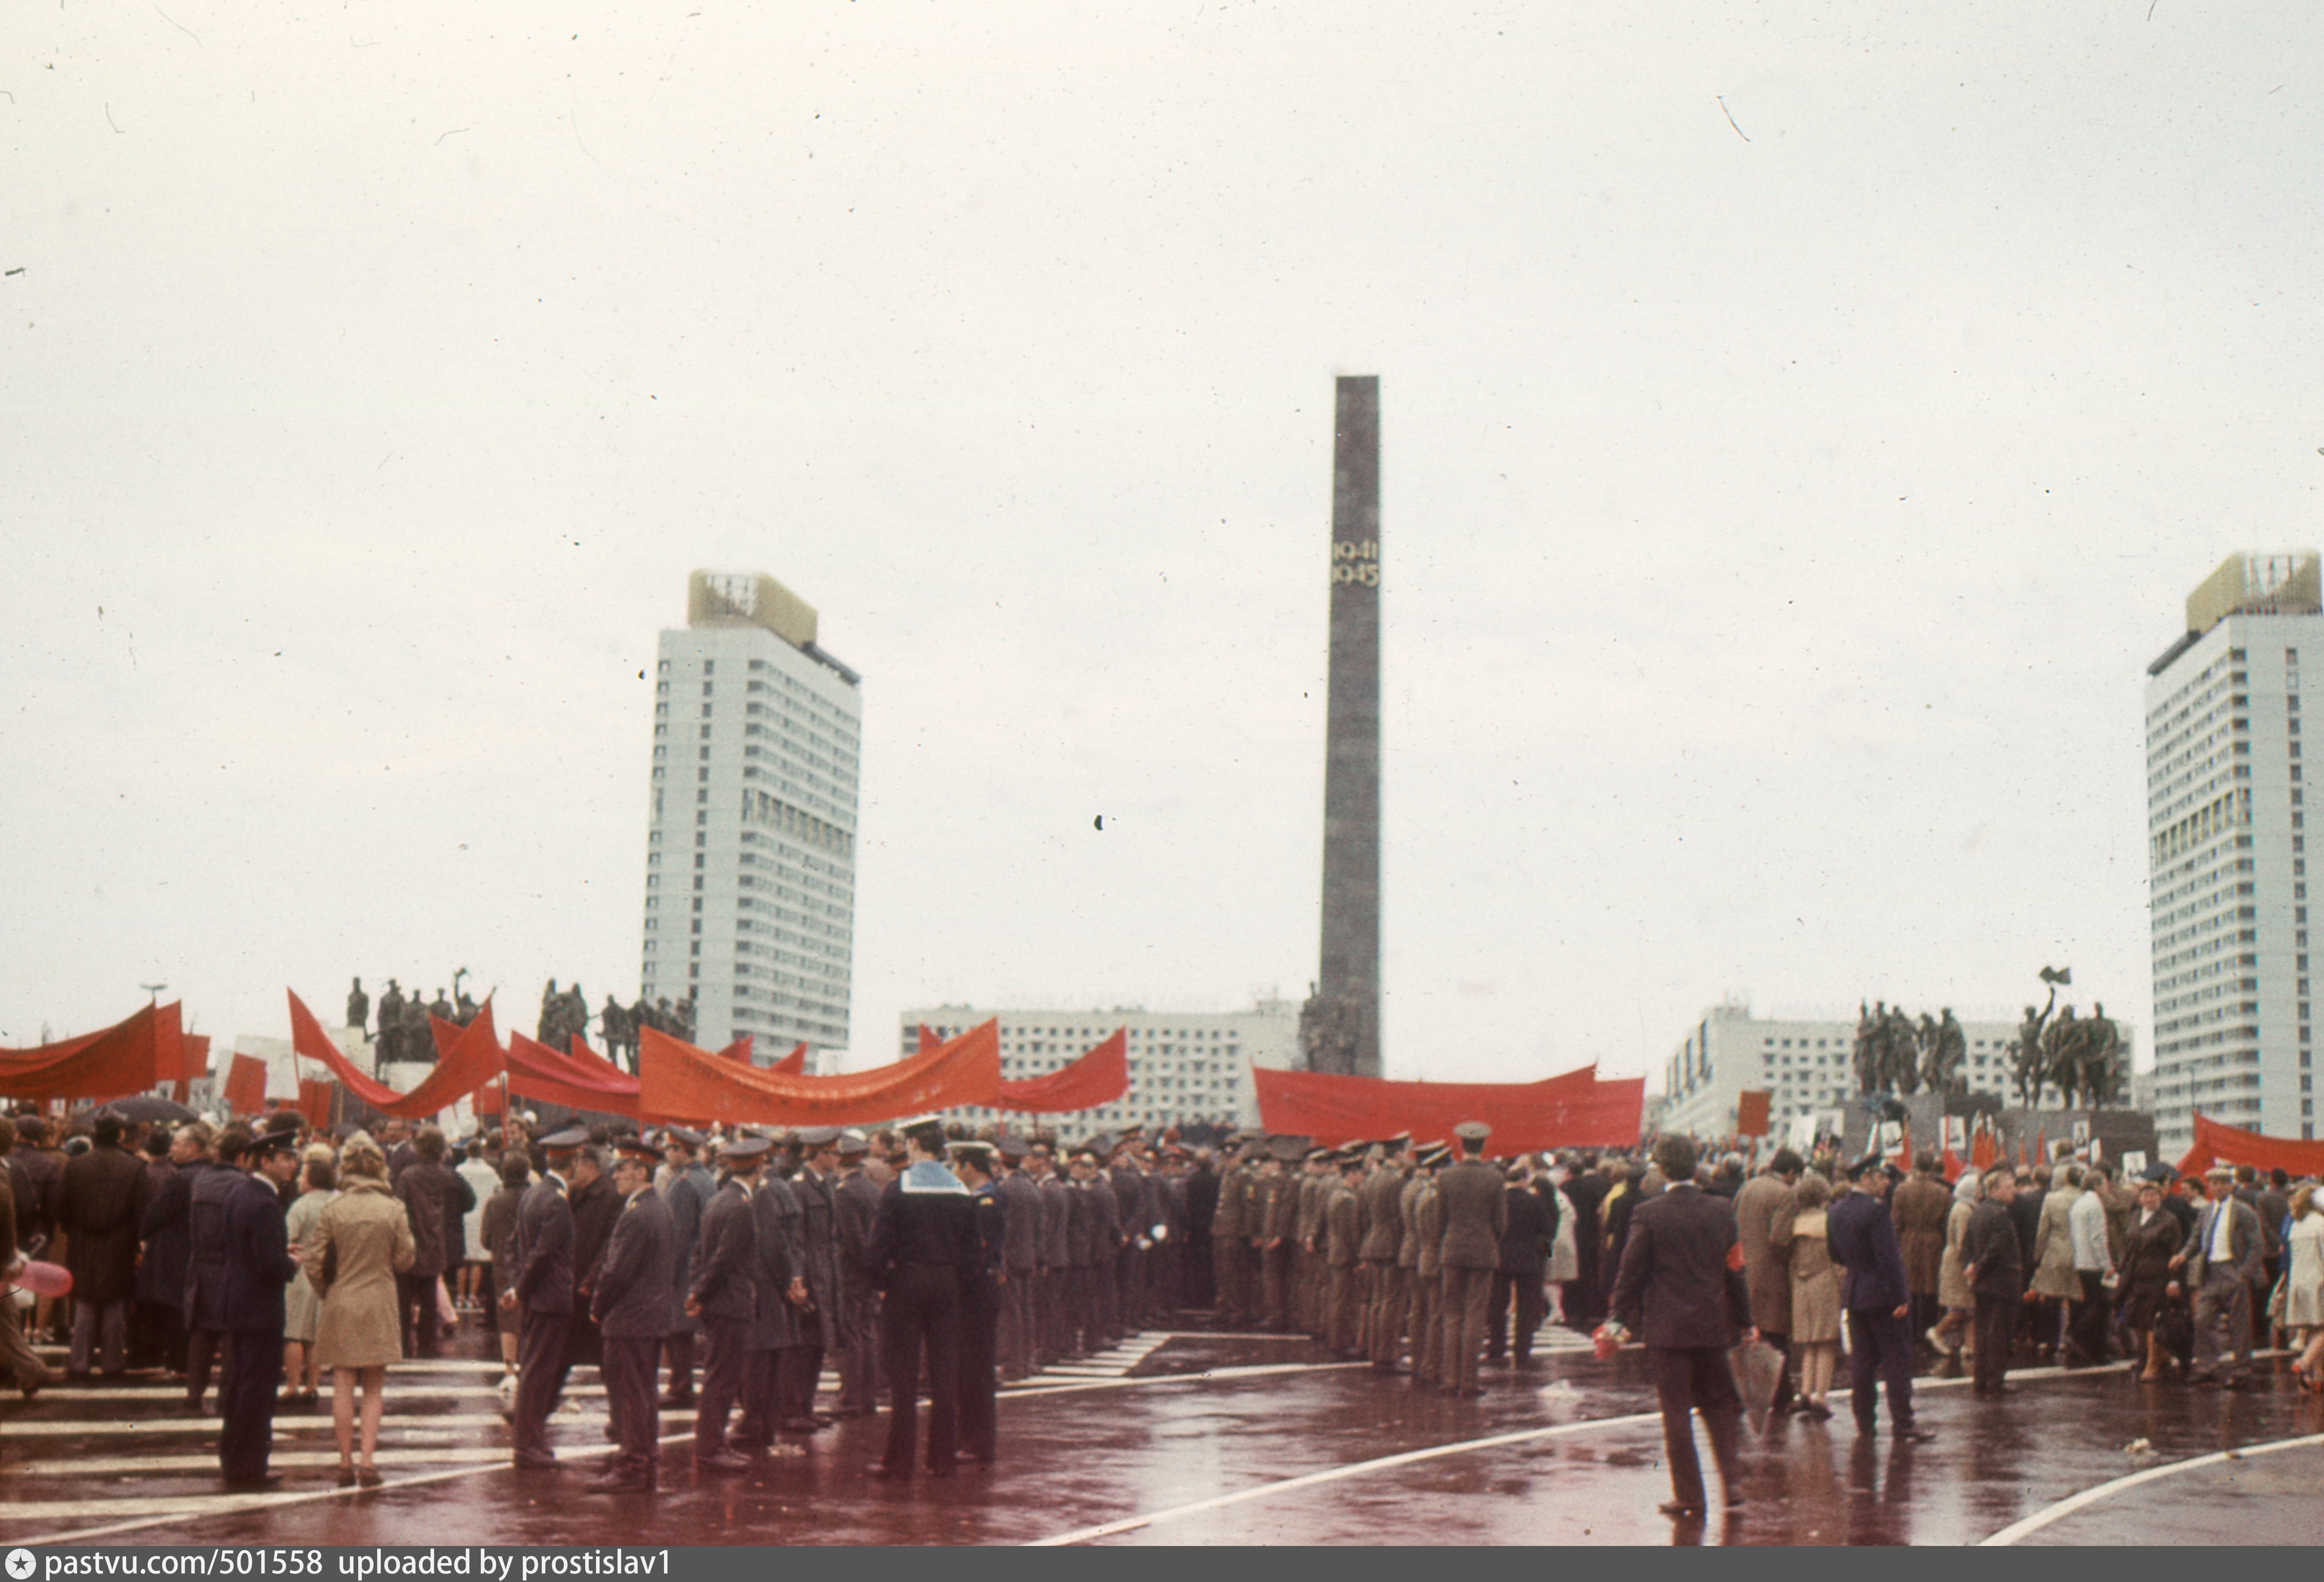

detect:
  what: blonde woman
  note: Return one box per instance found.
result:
[279,1147,338,1409]
[1782,1170,1843,1418]
[305,1135,414,1488]
[2286,1184,2324,1390]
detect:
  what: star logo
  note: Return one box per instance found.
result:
[7,1548,38,1580]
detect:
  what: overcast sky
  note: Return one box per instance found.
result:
[7,2,2322,1088]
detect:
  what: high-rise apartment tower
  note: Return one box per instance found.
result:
[639,572,862,1058]
[2145,551,2324,1153]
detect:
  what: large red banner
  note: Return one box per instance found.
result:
[224,1052,268,1116]
[639,1020,1002,1127]
[286,990,506,1120]
[2174,1109,2324,1179]
[506,1031,641,1119]
[0,1002,173,1101]
[995,1028,1129,1113]
[1253,1066,1644,1152]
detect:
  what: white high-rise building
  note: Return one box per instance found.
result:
[2145,551,2324,1154]
[901,999,1302,1134]
[639,572,862,1058]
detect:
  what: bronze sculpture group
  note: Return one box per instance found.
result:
[1851,1002,1969,1097]
[1850,988,2122,1110]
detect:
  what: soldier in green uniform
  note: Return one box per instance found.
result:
[1361,1134,1412,1373]
[1210,1141,1257,1327]
[1325,1148,1367,1358]
[1408,1142,1450,1391]
[1436,1122,1508,1397]
[1295,1147,1333,1339]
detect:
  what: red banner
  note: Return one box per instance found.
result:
[769,1043,808,1076]
[505,1031,640,1119]
[1735,1090,1771,1138]
[224,1052,268,1116]
[1252,1066,1644,1151]
[297,1078,335,1130]
[286,990,506,1120]
[2174,1109,2324,1180]
[178,1033,208,1104]
[0,1002,171,1101]
[564,1035,635,1086]
[995,1028,1129,1113]
[639,1020,1002,1127]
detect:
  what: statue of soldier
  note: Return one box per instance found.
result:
[2041,1007,2082,1109]
[403,994,436,1065]
[2082,1003,2122,1107]
[1298,984,1328,1071]
[1886,1006,1921,1096]
[2014,990,2055,1107]
[601,996,631,1070]
[452,968,479,1026]
[429,986,454,1024]
[673,997,695,1043]
[347,977,370,1037]
[1923,1008,1967,1097]
[1853,1000,1879,1093]
[538,979,563,1046]
[378,980,405,1055]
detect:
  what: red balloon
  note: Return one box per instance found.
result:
[7,1260,72,1298]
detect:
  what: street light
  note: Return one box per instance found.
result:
[140,982,167,1003]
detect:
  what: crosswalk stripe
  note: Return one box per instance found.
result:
[1,1411,696,1438]
[8,1447,516,1476]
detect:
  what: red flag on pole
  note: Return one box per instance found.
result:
[224,1053,267,1116]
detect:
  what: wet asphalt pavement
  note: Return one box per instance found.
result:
[6,1321,2320,1546]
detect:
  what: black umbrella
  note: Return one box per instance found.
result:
[104,1094,199,1124]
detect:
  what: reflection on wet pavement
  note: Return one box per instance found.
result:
[10,1327,2321,1546]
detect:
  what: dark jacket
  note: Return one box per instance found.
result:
[689,1177,758,1324]
[9,1145,64,1246]
[792,1167,841,1350]
[834,1170,882,1284]
[218,1170,301,1333]
[136,1159,208,1309]
[2182,1196,2263,1285]
[1827,1186,1911,1313]
[509,1174,576,1315]
[749,1175,806,1350]
[1037,1174,1071,1269]
[999,1171,1042,1272]
[59,1144,150,1305]
[592,1187,677,1340]
[394,1159,475,1279]
[1499,1183,1552,1278]
[1436,1158,1508,1270]
[661,1164,712,1334]
[867,1171,978,1282]
[185,1160,243,1328]
[570,1173,621,1303]
[1960,1198,2022,1298]
[1608,1183,1750,1349]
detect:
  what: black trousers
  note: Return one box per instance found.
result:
[693,1317,749,1453]
[513,1308,572,1456]
[661,1330,696,1403]
[397,1271,442,1358]
[837,1275,881,1411]
[601,1335,661,1475]
[2068,1272,2111,1361]
[185,1326,225,1406]
[879,1263,961,1475]
[1646,1345,1743,1513]
[779,1341,823,1422]
[218,1329,279,1482]
[1844,1308,1917,1433]
[957,1272,1000,1463]
[1487,1271,1548,1361]
[1972,1294,2015,1394]
[739,1345,787,1443]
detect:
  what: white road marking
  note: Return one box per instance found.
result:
[45,1383,606,1402]
[1,1411,691,1437]
[8,1448,514,1476]
[1977,1432,2324,1546]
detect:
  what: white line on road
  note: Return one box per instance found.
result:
[1977,1431,2324,1546]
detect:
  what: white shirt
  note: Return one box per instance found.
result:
[2068,1188,2111,1272]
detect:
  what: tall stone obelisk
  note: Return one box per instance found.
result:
[1314,375,1381,1077]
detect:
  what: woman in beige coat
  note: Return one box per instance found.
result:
[1779,1171,1842,1417]
[305,1135,413,1488]
[2028,1164,2084,1362]
[1933,1172,1979,1371]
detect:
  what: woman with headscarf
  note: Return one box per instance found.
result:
[1931,1168,1980,1373]
[2120,1175,2185,1382]
[1779,1170,1842,1418]
[305,1134,414,1488]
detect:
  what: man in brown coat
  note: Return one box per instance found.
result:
[1731,1147,1801,1411]
[58,1110,152,1377]
[1889,1151,1951,1355]
[1435,1122,1507,1397]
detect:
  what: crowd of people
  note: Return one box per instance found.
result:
[8,1100,2324,1515]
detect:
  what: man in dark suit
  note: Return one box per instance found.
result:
[501,1126,583,1469]
[950,1140,1006,1466]
[737,1142,808,1446]
[2168,1166,2264,1387]
[58,1110,151,1378]
[217,1132,303,1488]
[995,1136,1042,1380]
[1435,1122,1508,1397]
[866,1116,979,1480]
[1488,1163,1552,1366]
[1607,1134,1753,1523]
[590,1136,676,1492]
[1826,1156,1932,1442]
[688,1135,763,1471]
[1959,1167,2022,1398]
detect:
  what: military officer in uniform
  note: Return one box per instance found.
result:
[738,1133,810,1446]
[656,1128,712,1408]
[1032,1141,1073,1367]
[831,1131,883,1417]
[503,1125,585,1469]
[687,1133,763,1472]
[995,1135,1042,1380]
[217,1132,303,1489]
[1325,1148,1367,1357]
[1211,1141,1254,1327]
[950,1139,1007,1466]
[590,1136,675,1491]
[1436,1121,1507,1397]
[1361,1135,1412,1372]
[1408,1143,1449,1391]
[867,1116,979,1480]
[1296,1146,1333,1338]
[786,1127,844,1431]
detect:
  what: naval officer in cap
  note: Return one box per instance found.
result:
[949,1139,1007,1465]
[830,1130,884,1417]
[502,1125,587,1469]
[866,1116,978,1479]
[688,1132,765,1471]
[589,1135,676,1492]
